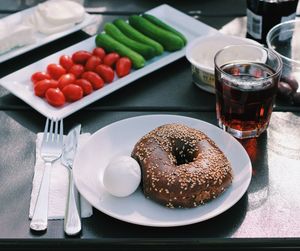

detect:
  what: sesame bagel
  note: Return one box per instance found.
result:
[131,124,233,208]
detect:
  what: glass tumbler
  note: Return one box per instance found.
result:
[214,44,282,139]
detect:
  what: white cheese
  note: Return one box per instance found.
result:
[37,0,85,25]
[0,20,35,54]
[26,8,74,35]
[25,0,86,35]
[0,0,86,54]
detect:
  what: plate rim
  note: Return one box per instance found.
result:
[73,114,252,227]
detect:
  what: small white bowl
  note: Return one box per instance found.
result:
[185,34,261,93]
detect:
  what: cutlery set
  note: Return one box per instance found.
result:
[30,118,82,235]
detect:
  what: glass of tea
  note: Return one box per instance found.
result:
[214,44,282,139]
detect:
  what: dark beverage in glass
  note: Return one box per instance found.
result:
[214,45,282,139]
[215,62,279,136]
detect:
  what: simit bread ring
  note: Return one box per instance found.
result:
[131,124,233,208]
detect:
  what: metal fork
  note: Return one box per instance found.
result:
[30,118,64,231]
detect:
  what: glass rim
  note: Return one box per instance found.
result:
[266,19,300,66]
[214,44,283,81]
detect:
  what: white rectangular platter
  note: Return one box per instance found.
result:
[0,4,218,120]
[0,6,96,63]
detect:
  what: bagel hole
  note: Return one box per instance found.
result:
[172,142,196,165]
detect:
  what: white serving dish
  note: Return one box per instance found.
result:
[73,114,252,227]
[0,5,97,63]
[185,34,261,93]
[0,4,218,120]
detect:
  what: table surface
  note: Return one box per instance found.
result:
[1,1,300,250]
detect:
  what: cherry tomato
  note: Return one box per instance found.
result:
[74,79,93,95]
[103,52,120,67]
[82,71,104,90]
[47,63,67,80]
[31,71,51,84]
[72,50,92,65]
[45,88,65,107]
[68,64,85,79]
[85,56,101,71]
[95,64,114,83]
[34,79,58,97]
[62,84,83,102]
[116,57,132,77]
[59,55,74,71]
[93,47,106,59]
[58,73,76,90]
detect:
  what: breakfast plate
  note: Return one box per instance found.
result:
[0,4,218,120]
[73,114,252,227]
[0,4,96,63]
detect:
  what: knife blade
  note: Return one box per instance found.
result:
[61,124,81,236]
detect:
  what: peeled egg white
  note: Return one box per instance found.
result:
[102,156,141,197]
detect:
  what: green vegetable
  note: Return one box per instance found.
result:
[104,22,156,59]
[95,33,145,69]
[142,13,187,45]
[128,15,184,52]
[113,18,164,56]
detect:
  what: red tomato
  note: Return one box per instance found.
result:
[74,79,93,95]
[85,56,101,71]
[45,88,65,107]
[31,71,51,84]
[59,55,74,71]
[95,64,114,83]
[68,64,85,78]
[72,50,92,65]
[116,57,132,77]
[34,79,58,97]
[93,47,106,59]
[47,63,67,80]
[62,84,83,102]
[58,73,76,90]
[82,71,104,90]
[103,52,120,67]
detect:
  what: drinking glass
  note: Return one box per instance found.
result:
[214,44,282,139]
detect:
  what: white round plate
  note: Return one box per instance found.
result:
[73,114,252,227]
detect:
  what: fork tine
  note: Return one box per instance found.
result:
[59,119,64,144]
[49,118,54,142]
[42,118,49,143]
[54,119,59,142]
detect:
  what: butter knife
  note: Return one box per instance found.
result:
[61,124,81,236]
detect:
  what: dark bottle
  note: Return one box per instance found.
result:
[246,0,299,44]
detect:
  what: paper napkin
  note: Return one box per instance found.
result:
[29,132,93,219]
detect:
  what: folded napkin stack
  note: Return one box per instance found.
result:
[29,132,93,219]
